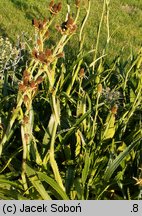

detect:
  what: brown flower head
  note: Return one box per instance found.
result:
[66,15,74,27]
[32,19,47,31]
[49,0,54,8]
[49,1,62,15]
[19,83,27,92]
[97,83,102,94]
[36,76,43,85]
[23,70,30,85]
[45,49,52,57]
[67,15,77,33]
[37,39,42,46]
[111,104,118,115]
[58,15,77,35]
[44,30,49,39]
[79,68,85,78]
[30,80,38,90]
[32,48,53,64]
[32,18,39,28]
[38,52,47,63]
[56,52,64,58]
[23,70,30,78]
[75,0,80,8]
[32,49,39,59]
[23,95,29,104]
[23,95,30,109]
[24,133,30,144]
[23,115,29,125]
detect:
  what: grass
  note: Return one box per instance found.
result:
[0,0,142,58]
[0,0,142,200]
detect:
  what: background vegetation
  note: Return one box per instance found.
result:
[0,0,142,200]
[0,0,142,58]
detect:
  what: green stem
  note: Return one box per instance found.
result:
[52,94,60,125]
[74,4,80,24]
[93,0,106,72]
[90,93,100,143]
[66,59,83,96]
[49,118,65,191]
[21,124,29,194]
[53,35,67,56]
[0,96,23,156]
[106,0,110,44]
[79,0,91,42]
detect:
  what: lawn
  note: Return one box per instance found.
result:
[0,0,142,57]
